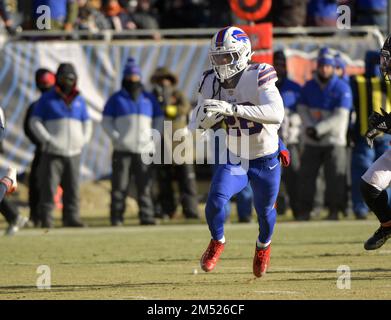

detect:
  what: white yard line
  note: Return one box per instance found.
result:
[254,290,301,295]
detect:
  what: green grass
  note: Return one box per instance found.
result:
[1,220,391,300]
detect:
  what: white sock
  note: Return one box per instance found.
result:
[217,236,225,244]
[256,239,271,249]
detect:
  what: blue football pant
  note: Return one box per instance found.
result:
[205,152,281,243]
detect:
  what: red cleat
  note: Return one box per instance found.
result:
[200,239,225,272]
[253,244,271,277]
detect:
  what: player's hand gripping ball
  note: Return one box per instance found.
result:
[196,103,224,129]
[203,99,235,116]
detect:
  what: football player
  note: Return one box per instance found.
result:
[361,34,391,250]
[189,26,284,277]
[0,107,17,201]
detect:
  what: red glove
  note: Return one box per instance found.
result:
[278,150,290,167]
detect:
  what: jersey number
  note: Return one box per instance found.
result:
[225,116,263,136]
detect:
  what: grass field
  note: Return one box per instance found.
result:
[1,180,391,300]
[1,218,391,300]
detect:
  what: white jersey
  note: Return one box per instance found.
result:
[190,63,284,160]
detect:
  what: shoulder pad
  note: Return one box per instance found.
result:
[257,63,277,87]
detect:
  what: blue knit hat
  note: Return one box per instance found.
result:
[334,53,346,70]
[317,47,335,67]
[123,57,141,78]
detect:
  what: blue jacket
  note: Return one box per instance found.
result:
[278,78,302,144]
[357,0,387,12]
[278,78,301,112]
[102,89,164,154]
[298,74,352,146]
[29,88,92,157]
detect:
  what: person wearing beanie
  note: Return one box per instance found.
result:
[334,53,349,83]
[150,66,199,220]
[29,62,92,228]
[102,57,163,226]
[273,50,302,219]
[23,68,56,227]
[296,47,352,221]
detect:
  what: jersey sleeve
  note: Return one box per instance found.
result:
[257,63,278,88]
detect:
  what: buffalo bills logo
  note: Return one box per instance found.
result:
[231,29,249,43]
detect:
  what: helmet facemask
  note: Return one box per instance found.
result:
[380,49,391,82]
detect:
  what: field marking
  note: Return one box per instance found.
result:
[254,290,301,295]
[125,296,153,300]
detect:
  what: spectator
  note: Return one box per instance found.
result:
[334,53,349,83]
[23,68,56,227]
[306,0,338,27]
[155,0,206,29]
[76,0,111,31]
[0,0,17,34]
[133,0,159,30]
[33,0,79,31]
[29,63,92,228]
[150,66,199,220]
[274,50,302,218]
[102,58,163,226]
[101,0,136,31]
[355,0,387,31]
[334,52,352,217]
[296,48,352,220]
[272,0,308,27]
[206,0,232,28]
[349,50,391,219]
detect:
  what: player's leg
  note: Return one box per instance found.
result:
[249,153,281,277]
[201,163,249,272]
[1,198,27,236]
[360,149,391,250]
[236,183,253,222]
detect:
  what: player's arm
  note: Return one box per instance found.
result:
[365,108,391,147]
[203,84,284,125]
[235,83,284,124]
[204,65,284,124]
